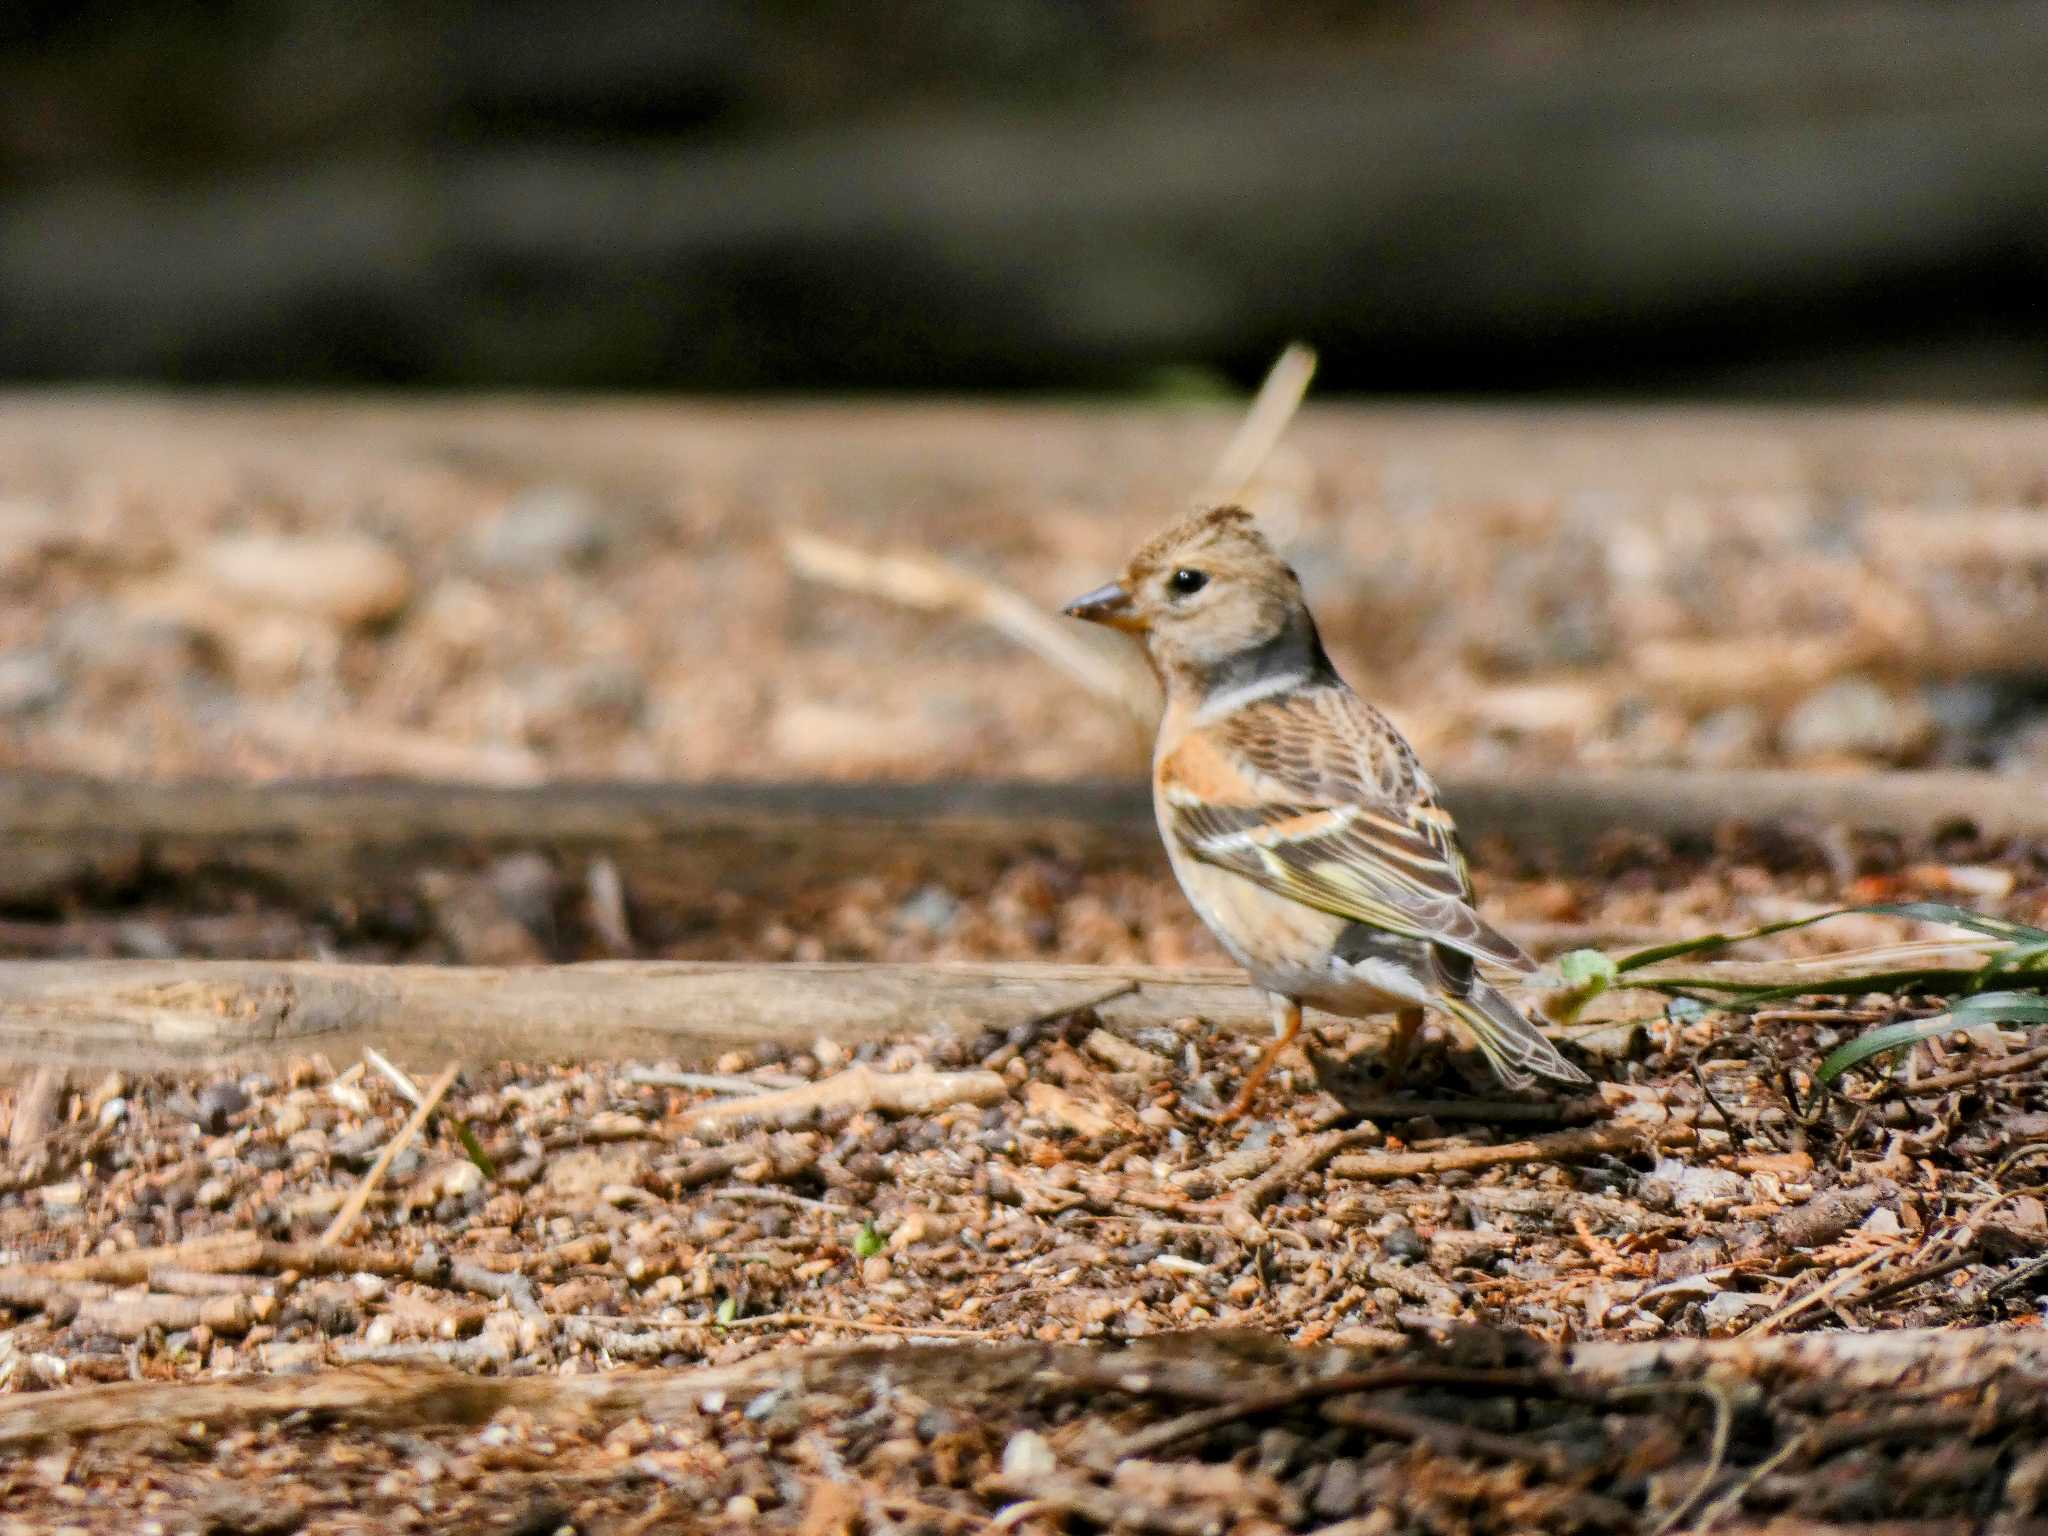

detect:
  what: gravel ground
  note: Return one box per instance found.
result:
[5,398,2048,786]
[3,834,2047,1531]
[6,397,2048,1530]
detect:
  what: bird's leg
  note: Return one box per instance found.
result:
[1384,1007,1425,1087]
[1220,994,1302,1122]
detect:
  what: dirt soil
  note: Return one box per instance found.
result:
[3,829,2048,1532]
[5,398,2048,787]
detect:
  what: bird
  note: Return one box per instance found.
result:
[1062,505,1590,1120]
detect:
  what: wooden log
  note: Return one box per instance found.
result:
[0,957,1273,1072]
[2,767,2045,908]
[1,1324,2041,1450]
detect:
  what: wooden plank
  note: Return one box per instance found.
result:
[1,769,2041,908]
[0,957,1270,1072]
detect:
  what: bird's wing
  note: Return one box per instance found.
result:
[1161,686,1534,973]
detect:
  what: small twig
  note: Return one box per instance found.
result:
[586,856,635,956]
[1,1232,534,1320]
[1604,1381,1736,1536]
[1326,1095,1602,1126]
[1081,1028,1172,1079]
[1986,1252,2048,1301]
[656,1132,823,1194]
[364,1047,424,1107]
[1197,341,1318,504]
[781,344,1315,733]
[728,1312,989,1339]
[7,1065,67,1157]
[982,982,1140,1071]
[625,1069,785,1097]
[587,1311,989,1341]
[146,1267,275,1299]
[1741,1247,1891,1337]
[1896,1040,2048,1097]
[1107,1365,1570,1458]
[422,1253,543,1316]
[783,532,1161,726]
[1687,1430,1811,1535]
[680,1065,1007,1138]
[1330,1116,1688,1183]
[321,1061,460,1245]
[1851,1247,1980,1310]
[708,1185,846,1214]
[1692,1061,1750,1157]
[1321,1395,1569,1476]
[72,1291,272,1341]
[1227,1124,1383,1237]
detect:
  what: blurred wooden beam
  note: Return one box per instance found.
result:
[0,769,2040,911]
[6,2,2048,388]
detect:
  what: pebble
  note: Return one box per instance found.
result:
[1684,704,1766,768]
[1313,1457,1367,1519]
[330,1123,391,1168]
[1647,1156,1747,1213]
[87,1073,125,1115]
[198,534,412,627]
[470,485,610,572]
[1997,714,2048,777]
[896,885,960,934]
[522,660,646,732]
[1922,678,2008,755]
[888,1211,932,1252]
[1700,1291,1771,1333]
[1780,676,1930,762]
[544,1146,650,1201]
[1379,1224,1426,1262]
[48,604,195,681]
[0,651,64,717]
[0,499,69,578]
[195,1081,250,1135]
[481,1191,525,1227]
[1001,1430,1056,1480]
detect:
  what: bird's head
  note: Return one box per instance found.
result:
[1062,506,1305,679]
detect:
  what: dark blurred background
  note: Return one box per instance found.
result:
[4,0,2048,396]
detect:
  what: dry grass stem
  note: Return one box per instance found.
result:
[321,1061,460,1245]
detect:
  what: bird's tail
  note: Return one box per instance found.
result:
[1441,977,1592,1092]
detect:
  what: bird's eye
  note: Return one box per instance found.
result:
[1168,568,1208,596]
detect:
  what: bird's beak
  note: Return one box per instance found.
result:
[1062,580,1141,631]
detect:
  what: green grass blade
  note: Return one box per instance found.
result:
[1814,990,2048,1085]
[1946,989,2048,1029]
[1978,941,2048,980]
[453,1118,498,1178]
[1642,966,1989,1004]
[1612,912,1846,972]
[1613,900,2048,976]
[1857,902,2048,944]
